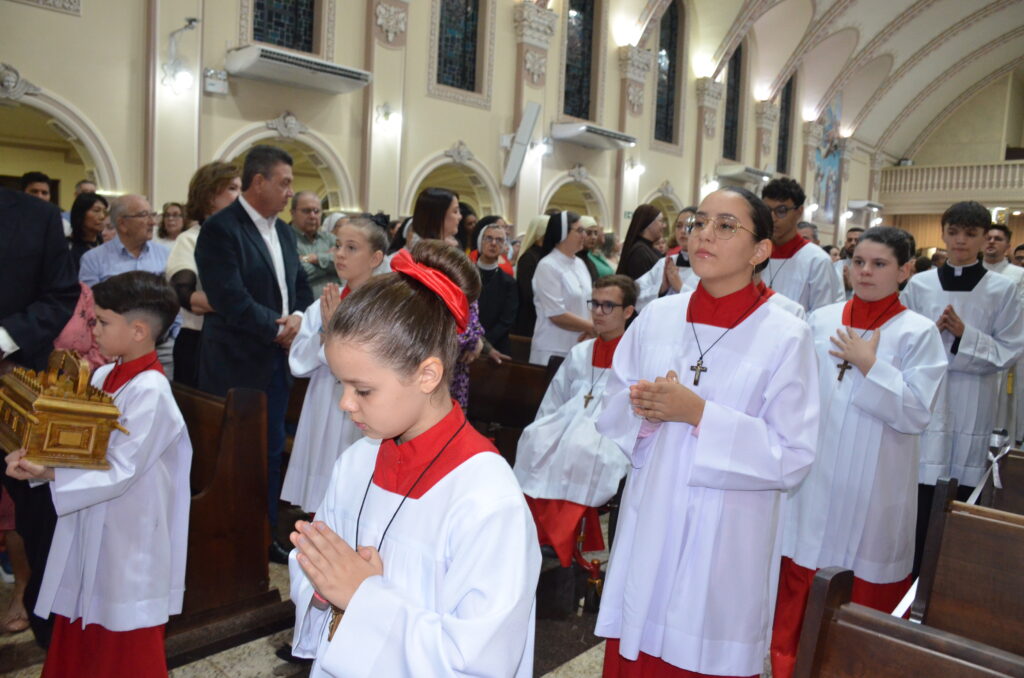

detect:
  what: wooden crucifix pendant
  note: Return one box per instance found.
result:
[836,360,853,381]
[690,359,707,386]
[583,391,594,408]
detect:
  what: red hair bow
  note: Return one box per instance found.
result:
[390,249,470,334]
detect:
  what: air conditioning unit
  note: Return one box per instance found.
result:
[224,44,371,94]
[716,164,773,184]
[551,123,636,151]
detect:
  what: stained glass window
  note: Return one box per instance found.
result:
[253,0,316,53]
[654,2,680,144]
[564,0,596,120]
[776,76,795,175]
[437,0,480,92]
[723,43,743,160]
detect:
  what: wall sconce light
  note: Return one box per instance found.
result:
[162,17,199,92]
[806,203,819,214]
[699,177,720,199]
[527,137,552,159]
[625,157,646,177]
[375,103,402,133]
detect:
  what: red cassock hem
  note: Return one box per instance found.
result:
[42,615,168,678]
[524,496,604,567]
[603,639,757,678]
[770,557,912,678]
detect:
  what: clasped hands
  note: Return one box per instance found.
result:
[275,314,302,349]
[629,370,705,426]
[290,520,383,611]
[828,327,880,376]
[936,304,965,338]
[5,449,54,482]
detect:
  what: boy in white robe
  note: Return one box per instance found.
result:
[514,275,636,567]
[981,224,1024,438]
[761,177,843,312]
[5,271,191,678]
[901,201,1024,575]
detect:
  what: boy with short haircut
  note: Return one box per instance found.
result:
[5,271,192,678]
[902,201,1024,573]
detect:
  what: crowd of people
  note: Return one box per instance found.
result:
[2,154,1023,677]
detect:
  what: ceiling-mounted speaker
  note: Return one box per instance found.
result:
[501,101,542,188]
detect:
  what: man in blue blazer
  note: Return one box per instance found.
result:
[195,145,313,562]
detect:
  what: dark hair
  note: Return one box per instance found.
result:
[714,186,774,273]
[20,171,51,191]
[70,192,109,243]
[987,223,1012,241]
[1015,244,1024,254]
[388,217,413,254]
[92,271,180,341]
[412,187,459,241]
[762,177,806,207]
[326,240,481,385]
[914,256,933,273]
[158,202,184,238]
[857,226,915,265]
[941,201,990,230]
[797,221,818,236]
[616,204,663,274]
[542,211,581,254]
[823,244,838,255]
[241,145,293,191]
[602,232,618,258]
[187,161,239,223]
[846,226,865,235]
[593,274,639,308]
[455,201,477,250]
[75,178,96,191]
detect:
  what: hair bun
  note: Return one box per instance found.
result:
[409,240,482,304]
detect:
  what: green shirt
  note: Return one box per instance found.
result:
[588,250,615,278]
[293,226,341,298]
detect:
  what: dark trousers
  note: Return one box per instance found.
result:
[265,349,290,531]
[172,327,202,388]
[2,476,56,647]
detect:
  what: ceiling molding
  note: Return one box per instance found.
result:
[769,0,856,97]
[710,0,770,80]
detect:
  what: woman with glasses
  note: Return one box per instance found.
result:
[616,204,666,280]
[529,211,594,366]
[474,219,518,356]
[469,215,515,276]
[155,202,185,250]
[68,192,109,272]
[595,187,819,678]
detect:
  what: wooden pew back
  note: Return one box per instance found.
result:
[913,478,1024,657]
[795,567,1024,678]
[467,359,550,466]
[979,450,1024,516]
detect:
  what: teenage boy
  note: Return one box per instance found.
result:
[981,224,1024,438]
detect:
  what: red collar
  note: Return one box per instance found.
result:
[687,282,768,328]
[101,351,164,394]
[666,246,682,257]
[771,233,810,259]
[842,293,906,330]
[592,335,623,368]
[755,280,776,299]
[340,285,352,300]
[373,401,495,499]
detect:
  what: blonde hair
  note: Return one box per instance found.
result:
[521,214,549,250]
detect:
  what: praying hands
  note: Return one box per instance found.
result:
[629,370,705,426]
[936,304,965,338]
[829,327,880,377]
[290,520,383,611]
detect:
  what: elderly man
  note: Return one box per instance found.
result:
[291,191,339,297]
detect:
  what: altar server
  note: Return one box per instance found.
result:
[771,227,947,678]
[530,211,594,366]
[6,271,191,678]
[761,178,843,311]
[288,240,540,677]
[903,201,1024,576]
[282,217,388,513]
[595,187,818,678]
[514,274,636,566]
[981,224,1024,439]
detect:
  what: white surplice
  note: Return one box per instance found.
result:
[530,249,592,366]
[281,297,363,512]
[982,259,1024,440]
[783,304,947,583]
[635,256,697,311]
[902,265,1024,487]
[514,338,628,507]
[764,243,843,312]
[35,367,192,631]
[594,292,819,676]
[289,439,540,678]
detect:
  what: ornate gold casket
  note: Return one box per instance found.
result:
[0,351,126,469]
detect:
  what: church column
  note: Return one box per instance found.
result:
[754,101,779,171]
[869,151,885,203]
[617,45,652,234]
[510,1,557,227]
[692,77,723,203]
[801,120,823,199]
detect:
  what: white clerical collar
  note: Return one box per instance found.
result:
[239,195,276,233]
[950,261,983,276]
[477,259,499,271]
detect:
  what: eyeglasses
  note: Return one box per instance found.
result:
[768,205,798,218]
[685,215,757,240]
[297,207,321,215]
[162,213,183,219]
[481,235,506,245]
[587,299,627,314]
[125,211,158,220]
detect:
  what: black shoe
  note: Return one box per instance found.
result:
[269,540,291,565]
[275,644,313,665]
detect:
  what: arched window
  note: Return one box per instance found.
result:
[564,0,597,120]
[776,76,796,174]
[654,2,681,144]
[722,43,744,160]
[437,0,481,92]
[252,0,318,53]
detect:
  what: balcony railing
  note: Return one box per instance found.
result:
[880,162,1024,194]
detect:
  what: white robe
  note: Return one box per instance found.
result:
[902,266,1024,487]
[784,304,947,583]
[35,366,192,631]
[594,292,818,676]
[763,243,843,312]
[982,259,1024,441]
[281,298,364,512]
[514,338,629,507]
[529,249,592,366]
[290,438,540,677]
[635,256,696,311]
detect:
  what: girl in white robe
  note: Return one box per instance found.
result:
[596,188,818,678]
[771,227,948,678]
[287,240,540,677]
[282,217,388,513]
[530,211,595,366]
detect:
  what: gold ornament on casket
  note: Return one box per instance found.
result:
[0,350,127,469]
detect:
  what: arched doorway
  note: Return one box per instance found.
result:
[408,163,499,218]
[541,177,610,230]
[227,138,338,213]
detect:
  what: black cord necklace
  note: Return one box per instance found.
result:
[584,360,607,408]
[354,417,468,552]
[835,295,901,381]
[687,287,766,386]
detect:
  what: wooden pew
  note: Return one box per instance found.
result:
[467,359,550,467]
[164,384,292,667]
[795,567,1024,678]
[911,477,1024,657]
[978,450,1024,516]
[508,334,532,364]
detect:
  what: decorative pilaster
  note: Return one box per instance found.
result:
[266,112,308,139]
[444,140,474,166]
[801,120,823,187]
[754,101,779,169]
[695,78,724,138]
[0,64,41,100]
[618,45,652,117]
[513,2,557,89]
[374,1,408,47]
[869,152,886,201]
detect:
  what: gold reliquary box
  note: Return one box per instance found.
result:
[0,350,127,470]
